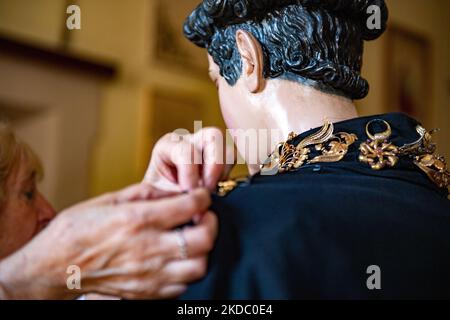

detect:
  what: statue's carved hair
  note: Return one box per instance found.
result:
[184,0,388,99]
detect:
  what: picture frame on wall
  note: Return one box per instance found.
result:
[385,25,433,127]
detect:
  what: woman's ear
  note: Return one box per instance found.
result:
[235,30,265,93]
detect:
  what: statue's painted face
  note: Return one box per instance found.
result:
[207,54,278,171]
[208,54,248,131]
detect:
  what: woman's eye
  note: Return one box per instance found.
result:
[24,190,35,201]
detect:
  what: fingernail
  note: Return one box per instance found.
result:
[193,213,202,224]
[193,216,200,224]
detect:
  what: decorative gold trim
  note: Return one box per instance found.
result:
[216,178,248,197]
[261,120,356,175]
[414,154,449,189]
[259,119,449,190]
[359,120,399,170]
[309,132,358,164]
[397,125,449,189]
[398,125,437,156]
[365,120,392,141]
[217,180,238,197]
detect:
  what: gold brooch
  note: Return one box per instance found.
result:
[414,154,449,189]
[310,132,358,164]
[261,121,357,175]
[398,125,437,156]
[398,125,449,189]
[359,120,399,170]
[360,122,449,189]
[216,178,248,197]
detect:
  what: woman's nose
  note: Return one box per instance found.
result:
[36,192,56,225]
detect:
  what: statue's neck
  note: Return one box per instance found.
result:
[263,80,359,137]
[247,80,359,174]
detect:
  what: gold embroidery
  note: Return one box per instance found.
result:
[281,121,335,172]
[359,120,399,170]
[261,121,356,174]
[217,180,238,197]
[216,178,248,197]
[398,125,437,156]
[414,154,450,189]
[398,126,449,189]
[309,132,358,164]
[259,118,449,189]
[362,122,449,189]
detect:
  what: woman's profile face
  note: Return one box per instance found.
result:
[0,155,56,259]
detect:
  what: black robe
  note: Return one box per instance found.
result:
[181,113,450,299]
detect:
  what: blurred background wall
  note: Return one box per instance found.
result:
[0,0,448,210]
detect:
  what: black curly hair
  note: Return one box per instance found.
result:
[184,0,388,100]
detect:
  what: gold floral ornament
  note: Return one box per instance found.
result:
[261,121,333,175]
[414,154,449,189]
[261,121,357,175]
[398,125,438,156]
[309,132,358,164]
[398,125,449,189]
[359,120,399,170]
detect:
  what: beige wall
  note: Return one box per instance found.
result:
[0,0,65,46]
[0,0,448,203]
[0,52,102,210]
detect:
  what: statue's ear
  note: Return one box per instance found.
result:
[235,30,265,93]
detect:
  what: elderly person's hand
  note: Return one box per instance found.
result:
[0,184,216,300]
[144,128,235,192]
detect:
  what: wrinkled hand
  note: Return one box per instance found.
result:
[0,184,217,300]
[144,128,235,192]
